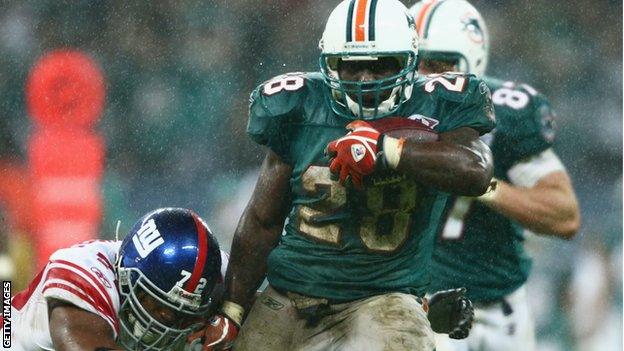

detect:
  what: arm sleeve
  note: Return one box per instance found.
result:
[246,74,308,163]
[507,148,566,187]
[437,78,497,135]
[43,247,119,335]
[496,93,556,161]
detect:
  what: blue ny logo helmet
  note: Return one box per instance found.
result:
[116,208,222,350]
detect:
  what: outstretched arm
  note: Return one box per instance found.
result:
[48,298,122,351]
[478,164,580,239]
[224,150,292,309]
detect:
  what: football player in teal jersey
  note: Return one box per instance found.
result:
[194,0,496,350]
[410,1,581,350]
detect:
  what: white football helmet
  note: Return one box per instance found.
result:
[319,0,419,120]
[410,0,489,76]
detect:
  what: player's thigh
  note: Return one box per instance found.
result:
[233,286,299,351]
[301,293,434,351]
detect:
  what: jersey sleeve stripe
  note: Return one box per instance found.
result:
[97,251,114,271]
[50,259,114,301]
[43,282,103,318]
[45,266,116,322]
[44,278,98,306]
[11,267,46,310]
[43,282,118,332]
[46,261,116,319]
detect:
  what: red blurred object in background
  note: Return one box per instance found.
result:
[26,50,106,269]
[0,160,32,234]
[30,130,104,228]
[26,49,105,129]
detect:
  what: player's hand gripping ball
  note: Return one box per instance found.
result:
[326,117,438,189]
[326,120,381,189]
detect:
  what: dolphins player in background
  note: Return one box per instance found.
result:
[410,1,580,350]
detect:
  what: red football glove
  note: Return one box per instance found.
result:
[186,315,239,351]
[326,120,381,189]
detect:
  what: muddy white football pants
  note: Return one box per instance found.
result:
[233,285,435,351]
[434,285,535,351]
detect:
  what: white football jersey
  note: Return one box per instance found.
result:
[2,240,228,351]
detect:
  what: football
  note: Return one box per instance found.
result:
[368,116,439,142]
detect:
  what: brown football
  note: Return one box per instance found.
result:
[368,116,439,142]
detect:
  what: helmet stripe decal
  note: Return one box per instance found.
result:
[354,0,369,41]
[186,213,209,292]
[346,0,356,42]
[415,0,438,38]
[422,0,446,39]
[368,0,379,41]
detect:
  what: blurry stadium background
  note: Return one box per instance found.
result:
[0,1,620,350]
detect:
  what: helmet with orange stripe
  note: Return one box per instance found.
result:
[319,0,419,120]
[410,0,489,76]
[116,208,222,350]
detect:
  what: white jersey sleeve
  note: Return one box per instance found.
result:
[42,240,122,333]
[507,148,565,187]
[7,240,121,351]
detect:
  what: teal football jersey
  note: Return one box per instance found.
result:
[247,72,495,302]
[429,76,556,302]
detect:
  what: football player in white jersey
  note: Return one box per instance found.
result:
[2,207,228,351]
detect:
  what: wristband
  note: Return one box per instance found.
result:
[382,136,405,169]
[477,178,499,203]
[221,300,245,326]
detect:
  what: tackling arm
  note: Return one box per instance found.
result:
[389,127,493,196]
[478,170,580,239]
[224,150,292,310]
[48,298,122,351]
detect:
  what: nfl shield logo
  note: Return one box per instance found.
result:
[351,144,366,162]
